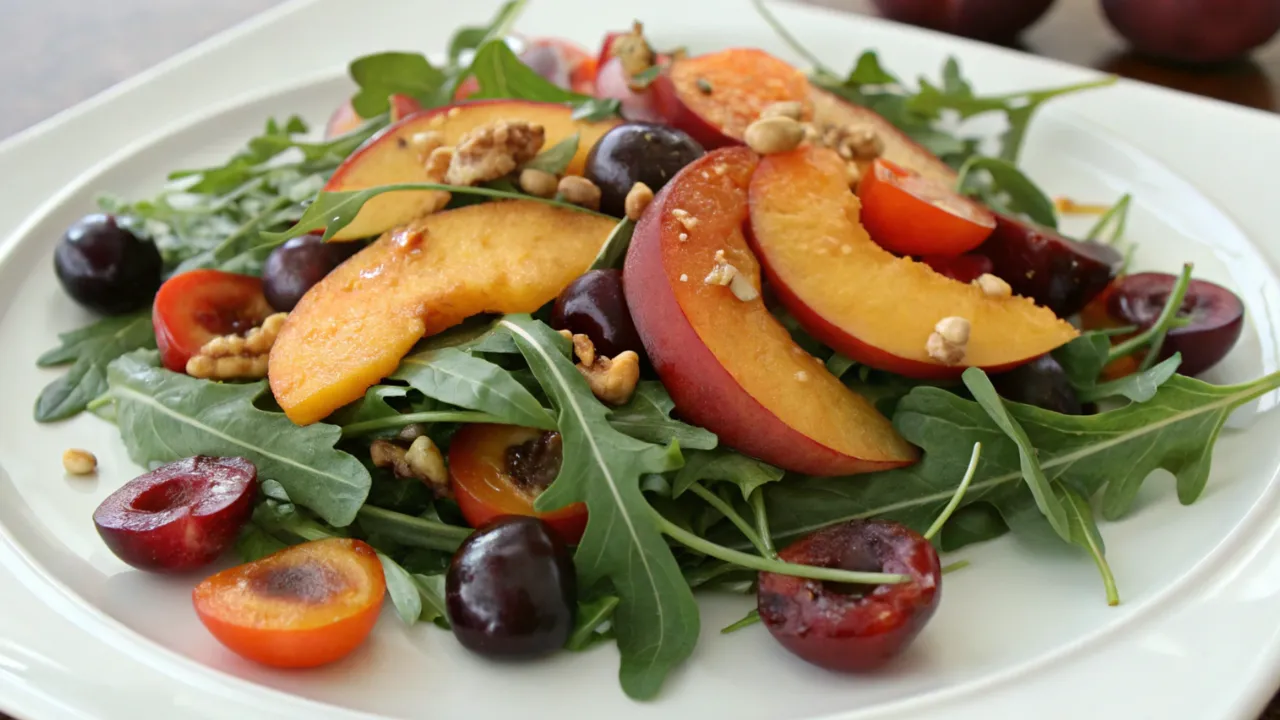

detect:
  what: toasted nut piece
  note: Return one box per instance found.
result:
[405,436,451,498]
[845,162,863,190]
[577,350,641,405]
[935,316,971,345]
[371,439,413,478]
[744,116,805,155]
[704,249,738,286]
[558,175,602,211]
[728,273,760,302]
[820,124,885,161]
[62,448,97,475]
[519,168,559,198]
[926,333,966,365]
[425,147,454,180]
[447,120,545,186]
[625,182,655,221]
[571,333,597,367]
[612,20,657,81]
[185,312,286,380]
[760,101,804,121]
[397,423,429,444]
[974,273,1013,298]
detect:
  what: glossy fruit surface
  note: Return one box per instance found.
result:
[978,212,1122,318]
[871,0,1057,39]
[858,158,996,256]
[584,122,705,218]
[593,57,665,123]
[921,253,994,283]
[1102,0,1280,63]
[991,354,1084,415]
[152,269,274,372]
[758,519,941,672]
[1108,272,1245,376]
[92,456,257,572]
[446,516,577,658]
[193,538,385,668]
[54,214,163,315]
[550,269,643,359]
[448,424,587,544]
[519,38,598,94]
[262,234,361,312]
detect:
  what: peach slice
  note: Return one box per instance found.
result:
[270,200,616,425]
[624,147,917,476]
[809,87,957,186]
[323,100,620,241]
[748,146,1077,379]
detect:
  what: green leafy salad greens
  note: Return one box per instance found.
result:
[31,0,1280,700]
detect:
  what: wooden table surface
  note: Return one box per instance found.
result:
[1,0,1278,718]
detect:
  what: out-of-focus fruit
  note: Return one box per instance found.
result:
[757,519,941,672]
[584,122,705,218]
[388,93,423,122]
[456,37,598,100]
[269,201,615,425]
[921,253,993,283]
[871,0,1058,40]
[550,269,643,358]
[93,456,257,572]
[624,146,917,475]
[322,100,620,240]
[1108,272,1245,376]
[153,269,274,373]
[262,234,361,312]
[448,425,587,545]
[54,214,162,315]
[991,355,1084,414]
[858,158,996,256]
[809,87,958,186]
[977,213,1123,318]
[1102,0,1280,64]
[593,57,665,123]
[446,516,576,658]
[652,49,811,149]
[325,100,363,140]
[193,538,385,668]
[747,146,1078,379]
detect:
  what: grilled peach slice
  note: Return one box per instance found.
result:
[809,87,957,186]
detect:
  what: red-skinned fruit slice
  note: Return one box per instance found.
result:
[652,48,812,149]
[153,270,274,373]
[858,158,996,256]
[449,425,588,545]
[92,456,258,572]
[757,519,941,672]
[193,538,386,669]
[1108,272,1246,377]
[920,253,994,283]
[456,37,597,99]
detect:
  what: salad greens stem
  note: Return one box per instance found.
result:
[720,609,761,634]
[684,561,741,589]
[1107,263,1192,369]
[1085,193,1132,244]
[941,560,971,574]
[750,489,778,559]
[355,505,472,550]
[749,0,838,79]
[924,442,982,541]
[688,484,769,557]
[341,410,510,437]
[650,505,910,585]
[566,595,620,651]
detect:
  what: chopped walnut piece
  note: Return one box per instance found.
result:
[625,182,654,221]
[611,20,657,84]
[567,333,640,405]
[406,436,450,498]
[704,249,738,286]
[186,312,287,380]
[926,316,971,365]
[974,273,1013,298]
[759,101,804,121]
[818,124,885,161]
[62,448,97,475]
[446,120,545,186]
[571,333,596,367]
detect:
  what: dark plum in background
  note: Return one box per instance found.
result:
[1108,272,1245,376]
[992,355,1083,415]
[1102,0,1280,64]
[871,0,1057,40]
[262,234,361,312]
[54,214,162,315]
[551,269,644,358]
[585,122,705,218]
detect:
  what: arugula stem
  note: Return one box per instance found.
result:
[1084,193,1132,244]
[688,484,769,557]
[924,442,982,541]
[750,490,778,560]
[1107,263,1193,369]
[684,561,741,588]
[720,609,761,634]
[991,76,1118,104]
[650,506,910,585]
[566,595,620,651]
[84,392,114,412]
[355,505,472,551]
[750,0,838,78]
[941,560,971,575]
[340,410,509,437]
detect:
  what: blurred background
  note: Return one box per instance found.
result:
[0,0,1277,140]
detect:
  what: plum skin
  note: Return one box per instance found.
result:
[757,519,941,672]
[872,0,1058,40]
[1102,0,1280,64]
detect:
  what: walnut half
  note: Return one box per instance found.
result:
[562,331,640,405]
[186,312,287,380]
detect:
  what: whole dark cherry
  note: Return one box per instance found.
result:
[54,214,163,314]
[757,519,941,672]
[550,268,643,358]
[585,122,705,218]
[262,234,361,311]
[1108,272,1245,377]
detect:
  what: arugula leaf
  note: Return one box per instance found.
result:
[938,502,1008,552]
[1058,485,1119,605]
[522,133,580,175]
[418,318,519,354]
[355,505,472,553]
[328,385,411,427]
[571,98,624,122]
[378,553,424,625]
[412,573,450,627]
[1078,354,1181,404]
[590,219,637,271]
[349,52,446,118]
[465,40,619,120]
[447,0,526,66]
[955,155,1058,228]
[673,450,783,500]
[608,381,718,450]
[845,51,899,87]
[826,353,857,379]
[392,347,554,430]
[500,315,699,700]
[567,594,622,651]
[105,350,370,526]
[235,523,288,562]
[1053,332,1112,388]
[35,312,155,422]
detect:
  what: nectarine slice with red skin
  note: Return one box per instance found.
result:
[624,147,917,476]
[323,100,620,241]
[748,146,1077,379]
[193,538,385,669]
[324,100,362,140]
[269,200,616,425]
[809,87,957,187]
[858,158,996,256]
[652,49,812,149]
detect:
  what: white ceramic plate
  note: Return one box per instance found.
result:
[4,1,1280,718]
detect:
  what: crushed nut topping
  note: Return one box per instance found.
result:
[728,273,759,302]
[568,333,640,405]
[795,371,810,382]
[759,101,804,121]
[372,436,452,499]
[611,20,657,85]
[678,232,689,242]
[625,182,655,221]
[974,273,1013,298]
[679,273,689,282]
[409,130,445,160]
[186,312,287,380]
[844,161,864,190]
[926,316,971,365]
[816,124,884,161]
[704,249,738,286]
[558,175,602,211]
[446,120,546,186]
[62,448,97,475]
[744,116,805,155]
[519,167,559,198]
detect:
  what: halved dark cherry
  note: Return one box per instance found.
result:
[920,253,994,284]
[1108,272,1245,376]
[757,519,941,672]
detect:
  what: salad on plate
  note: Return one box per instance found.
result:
[32,0,1269,700]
